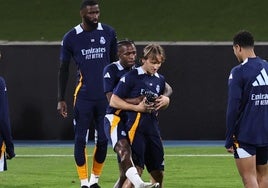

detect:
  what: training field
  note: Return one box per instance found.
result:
[0,142,241,188]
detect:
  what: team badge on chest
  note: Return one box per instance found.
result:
[100,36,106,44]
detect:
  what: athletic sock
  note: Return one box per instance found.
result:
[80,178,89,187]
[89,173,99,185]
[125,167,144,187]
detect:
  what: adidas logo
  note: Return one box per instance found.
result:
[252,68,268,86]
[120,76,125,83]
[104,72,110,78]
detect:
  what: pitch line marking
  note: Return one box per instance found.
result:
[15,154,232,158]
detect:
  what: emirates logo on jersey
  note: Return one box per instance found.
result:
[100,36,106,44]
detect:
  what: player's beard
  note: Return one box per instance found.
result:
[84,17,98,29]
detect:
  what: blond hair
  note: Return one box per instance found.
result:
[141,44,165,63]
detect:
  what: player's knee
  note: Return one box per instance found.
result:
[95,140,108,163]
[96,140,108,151]
[116,145,131,162]
[74,145,86,166]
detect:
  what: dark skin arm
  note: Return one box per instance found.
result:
[154,82,172,110]
[106,92,144,104]
[163,82,173,97]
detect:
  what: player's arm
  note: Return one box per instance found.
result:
[107,91,144,105]
[163,82,173,97]
[105,92,113,102]
[225,68,242,150]
[110,30,118,62]
[110,94,153,113]
[57,60,70,118]
[154,82,172,110]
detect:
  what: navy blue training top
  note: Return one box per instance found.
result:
[226,57,268,148]
[60,23,117,100]
[103,61,133,114]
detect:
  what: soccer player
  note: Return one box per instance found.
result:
[103,40,161,188]
[225,30,268,188]
[57,0,117,187]
[0,76,15,172]
[110,44,170,188]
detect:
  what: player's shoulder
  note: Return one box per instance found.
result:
[231,63,242,73]
[104,61,120,71]
[99,23,116,32]
[118,68,137,83]
[126,68,139,77]
[61,24,80,42]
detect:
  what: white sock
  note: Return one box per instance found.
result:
[89,173,99,185]
[125,167,144,187]
[80,178,89,187]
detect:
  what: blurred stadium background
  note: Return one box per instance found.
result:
[1,0,268,140]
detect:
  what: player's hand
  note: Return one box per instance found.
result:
[57,101,68,118]
[226,146,234,154]
[134,98,155,113]
[154,95,170,111]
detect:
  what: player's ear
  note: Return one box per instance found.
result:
[80,10,83,17]
[140,58,145,65]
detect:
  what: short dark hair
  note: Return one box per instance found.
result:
[117,39,135,49]
[80,0,98,10]
[233,30,254,47]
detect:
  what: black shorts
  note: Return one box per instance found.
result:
[233,141,268,165]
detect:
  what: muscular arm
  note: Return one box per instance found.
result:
[110,94,151,113]
[164,82,173,97]
[153,82,172,111]
[106,92,144,104]
[57,60,70,101]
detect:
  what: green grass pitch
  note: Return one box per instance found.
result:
[0,145,242,187]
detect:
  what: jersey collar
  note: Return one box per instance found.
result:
[136,66,160,78]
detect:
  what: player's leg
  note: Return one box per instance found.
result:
[142,116,164,187]
[0,141,7,172]
[233,142,258,188]
[113,161,128,188]
[256,164,268,188]
[129,132,160,188]
[145,135,164,187]
[105,114,133,188]
[114,139,134,188]
[235,156,258,188]
[149,171,163,185]
[73,99,93,188]
[89,100,108,187]
[256,146,268,188]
